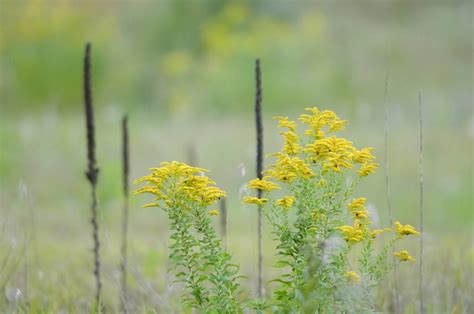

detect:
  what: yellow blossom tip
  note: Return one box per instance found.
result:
[394,250,416,262]
[345,271,361,283]
[208,209,219,216]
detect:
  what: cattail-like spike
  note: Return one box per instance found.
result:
[219,198,227,250]
[418,91,424,314]
[120,115,130,313]
[83,42,102,308]
[122,116,129,196]
[255,58,263,299]
[383,65,399,313]
[84,43,99,185]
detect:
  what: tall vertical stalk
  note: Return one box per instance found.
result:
[120,115,130,313]
[254,58,263,299]
[220,198,227,250]
[83,42,102,308]
[383,66,399,313]
[187,143,197,167]
[418,91,424,314]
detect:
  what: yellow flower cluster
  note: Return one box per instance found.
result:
[134,161,226,207]
[271,108,378,177]
[394,250,416,262]
[266,153,314,183]
[299,107,347,139]
[246,177,280,192]
[274,116,301,155]
[305,136,354,172]
[371,229,385,239]
[274,116,296,132]
[276,196,296,209]
[337,220,366,243]
[280,131,301,155]
[243,177,279,206]
[357,162,378,177]
[340,197,394,242]
[394,221,420,237]
[243,196,268,206]
[347,197,370,220]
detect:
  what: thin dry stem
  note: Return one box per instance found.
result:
[255,58,263,299]
[418,90,425,314]
[220,198,227,250]
[383,66,400,313]
[120,115,130,313]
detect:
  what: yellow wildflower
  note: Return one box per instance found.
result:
[299,107,347,139]
[305,136,355,172]
[325,152,354,172]
[394,250,416,262]
[266,153,314,182]
[305,136,353,160]
[199,186,226,205]
[328,119,347,132]
[276,196,296,208]
[354,219,365,229]
[265,169,298,183]
[358,163,378,177]
[246,177,280,192]
[338,219,371,243]
[134,186,162,196]
[371,229,384,239]
[394,221,420,237]
[345,271,361,283]
[338,226,363,243]
[134,161,225,207]
[280,131,301,155]
[141,202,160,208]
[347,197,367,211]
[351,147,376,164]
[273,116,296,132]
[353,210,368,220]
[208,209,219,216]
[347,198,369,220]
[243,196,268,206]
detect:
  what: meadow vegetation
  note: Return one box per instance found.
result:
[0,0,472,313]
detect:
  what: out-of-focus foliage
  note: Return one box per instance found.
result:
[1,0,115,111]
[2,0,470,117]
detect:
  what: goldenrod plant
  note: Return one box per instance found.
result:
[134,162,242,312]
[243,107,419,312]
[134,108,420,313]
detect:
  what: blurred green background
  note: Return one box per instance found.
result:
[1,0,472,312]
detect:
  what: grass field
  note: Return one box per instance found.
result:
[1,110,472,312]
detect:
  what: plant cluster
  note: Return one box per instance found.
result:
[243,107,419,312]
[135,108,420,313]
[134,162,241,312]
